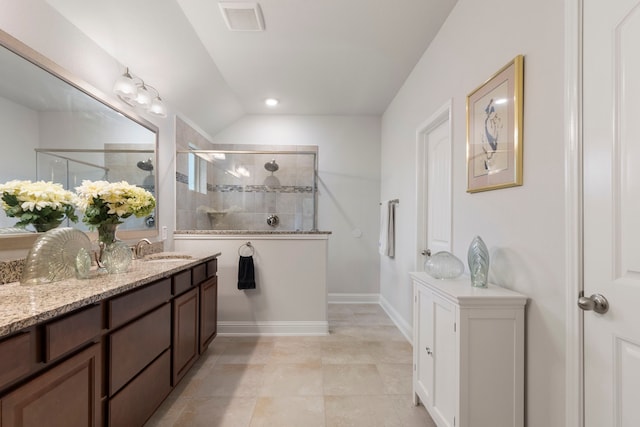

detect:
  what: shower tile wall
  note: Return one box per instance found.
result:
[175,146,316,231]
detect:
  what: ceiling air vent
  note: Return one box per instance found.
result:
[219,2,265,31]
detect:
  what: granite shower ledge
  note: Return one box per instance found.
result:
[0,252,220,338]
[175,230,332,235]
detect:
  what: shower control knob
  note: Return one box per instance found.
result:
[267,214,279,227]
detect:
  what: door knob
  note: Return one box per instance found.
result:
[577,293,609,314]
[421,249,432,257]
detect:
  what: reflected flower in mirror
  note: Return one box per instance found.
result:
[0,180,78,232]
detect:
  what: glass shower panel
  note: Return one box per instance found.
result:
[176,149,317,231]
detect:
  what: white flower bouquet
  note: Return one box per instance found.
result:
[0,180,78,232]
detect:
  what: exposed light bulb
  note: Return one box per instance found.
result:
[265,98,279,107]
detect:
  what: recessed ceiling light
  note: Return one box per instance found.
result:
[265,98,279,107]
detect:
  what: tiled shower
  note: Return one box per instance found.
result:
[176,147,318,231]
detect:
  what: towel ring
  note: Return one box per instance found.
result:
[238,241,255,257]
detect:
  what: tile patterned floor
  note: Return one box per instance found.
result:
[145,304,436,427]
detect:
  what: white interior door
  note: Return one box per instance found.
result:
[583,1,640,425]
[416,102,452,269]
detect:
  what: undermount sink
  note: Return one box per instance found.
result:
[141,252,193,262]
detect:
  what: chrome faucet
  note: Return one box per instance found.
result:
[134,238,152,259]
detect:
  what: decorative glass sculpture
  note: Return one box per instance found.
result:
[467,235,490,288]
[424,251,464,279]
[21,228,92,285]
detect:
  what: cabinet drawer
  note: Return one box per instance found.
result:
[172,269,192,295]
[109,278,171,329]
[206,258,217,278]
[45,304,102,362]
[109,303,170,395]
[0,331,33,390]
[109,349,171,427]
[192,263,207,285]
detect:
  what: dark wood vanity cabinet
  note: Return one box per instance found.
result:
[200,275,218,354]
[172,258,219,385]
[172,287,199,385]
[1,343,102,427]
[0,256,218,427]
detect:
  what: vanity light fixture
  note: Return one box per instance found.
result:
[113,67,167,117]
[265,98,279,107]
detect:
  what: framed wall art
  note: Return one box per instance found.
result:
[466,55,524,193]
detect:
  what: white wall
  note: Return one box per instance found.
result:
[0,96,39,228]
[176,235,328,335]
[213,115,381,296]
[380,0,566,426]
[0,0,176,254]
[0,96,38,181]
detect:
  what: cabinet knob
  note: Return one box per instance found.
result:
[425,346,433,356]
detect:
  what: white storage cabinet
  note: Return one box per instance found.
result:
[410,272,526,427]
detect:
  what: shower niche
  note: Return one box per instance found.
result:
[175,147,318,231]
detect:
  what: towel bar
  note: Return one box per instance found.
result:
[238,241,255,256]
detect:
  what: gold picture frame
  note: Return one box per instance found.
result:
[466,55,524,193]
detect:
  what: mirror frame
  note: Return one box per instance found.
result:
[0,29,160,251]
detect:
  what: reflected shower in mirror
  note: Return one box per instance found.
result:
[0,29,158,246]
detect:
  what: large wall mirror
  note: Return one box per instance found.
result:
[0,29,159,250]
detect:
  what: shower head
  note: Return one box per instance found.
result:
[264,159,279,172]
[137,158,154,172]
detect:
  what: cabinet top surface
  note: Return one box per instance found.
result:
[410,271,527,306]
[0,252,220,338]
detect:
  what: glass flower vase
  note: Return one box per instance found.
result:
[32,219,63,233]
[97,223,131,274]
[467,235,490,288]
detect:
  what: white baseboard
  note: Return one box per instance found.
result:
[379,295,413,344]
[218,321,329,336]
[218,296,412,343]
[328,293,380,304]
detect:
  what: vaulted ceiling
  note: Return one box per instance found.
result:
[46,0,457,136]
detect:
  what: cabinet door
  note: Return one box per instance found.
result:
[431,292,456,427]
[1,344,101,427]
[199,276,217,353]
[414,285,434,407]
[173,287,199,385]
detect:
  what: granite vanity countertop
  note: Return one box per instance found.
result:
[175,230,332,235]
[0,252,220,338]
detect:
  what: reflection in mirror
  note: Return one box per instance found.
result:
[0,29,158,249]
